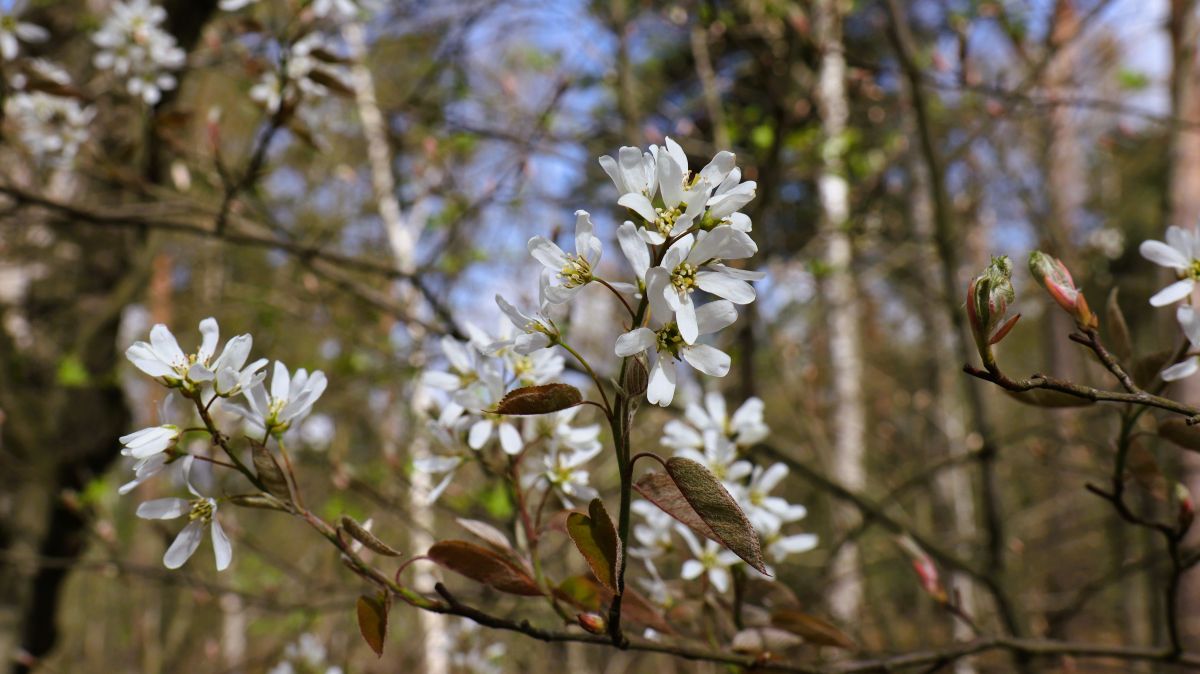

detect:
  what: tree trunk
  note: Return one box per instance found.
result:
[813,0,866,629]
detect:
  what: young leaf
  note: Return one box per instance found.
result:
[770,610,856,649]
[251,442,292,502]
[340,516,402,556]
[427,540,543,596]
[492,383,582,415]
[566,498,622,593]
[665,457,768,574]
[633,472,718,541]
[356,594,388,657]
[456,518,514,553]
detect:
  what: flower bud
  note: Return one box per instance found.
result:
[967,256,1019,358]
[577,612,607,634]
[1176,483,1194,533]
[898,535,947,603]
[1028,251,1097,329]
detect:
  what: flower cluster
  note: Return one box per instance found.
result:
[92,0,186,105]
[249,32,351,114]
[634,392,816,599]
[121,318,328,570]
[4,88,94,166]
[1141,226,1200,379]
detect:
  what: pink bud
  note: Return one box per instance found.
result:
[1029,251,1097,329]
[577,613,606,634]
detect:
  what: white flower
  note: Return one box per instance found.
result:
[0,1,48,61]
[671,429,751,484]
[312,0,359,19]
[467,407,525,455]
[613,220,651,295]
[236,361,328,433]
[537,444,602,506]
[664,392,768,451]
[421,336,497,405]
[619,153,710,245]
[735,463,807,534]
[763,529,818,566]
[509,347,564,387]
[136,457,232,571]
[120,425,181,460]
[1164,304,1200,381]
[92,0,186,105]
[5,91,95,166]
[525,406,601,455]
[599,145,656,198]
[1139,226,1200,306]
[615,269,738,407]
[126,318,265,394]
[636,558,674,608]
[705,167,757,225]
[527,210,603,303]
[677,525,738,593]
[413,453,464,503]
[494,272,560,354]
[653,228,762,344]
[298,413,335,449]
[631,500,676,559]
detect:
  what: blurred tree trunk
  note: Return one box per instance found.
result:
[1168,0,1200,648]
[813,0,866,629]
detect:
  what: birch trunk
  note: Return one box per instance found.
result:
[813,0,866,628]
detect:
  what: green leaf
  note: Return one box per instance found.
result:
[340,516,401,556]
[633,471,718,541]
[355,594,388,657]
[427,540,543,596]
[555,576,605,612]
[491,383,582,415]
[665,457,767,574]
[1117,68,1150,91]
[251,442,292,502]
[770,610,856,649]
[56,355,90,387]
[566,498,622,593]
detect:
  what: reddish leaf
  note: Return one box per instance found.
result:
[456,518,514,552]
[553,575,673,634]
[356,594,387,657]
[428,540,543,596]
[770,610,856,649]
[492,383,582,415]
[634,472,718,541]
[665,457,768,574]
[566,498,622,593]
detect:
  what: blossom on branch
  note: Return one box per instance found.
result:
[1140,226,1200,307]
[135,457,232,571]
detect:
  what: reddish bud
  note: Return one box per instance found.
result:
[898,536,947,603]
[1029,251,1097,329]
[577,613,607,634]
[967,256,1017,358]
[1177,483,1194,533]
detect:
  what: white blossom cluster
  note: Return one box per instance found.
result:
[633,392,816,598]
[220,0,361,21]
[417,324,602,505]
[92,0,186,105]
[4,87,94,166]
[1140,227,1200,380]
[249,32,351,115]
[121,318,328,571]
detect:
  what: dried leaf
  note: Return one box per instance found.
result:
[456,518,514,552]
[226,493,289,511]
[306,68,356,97]
[665,457,768,574]
[340,516,401,556]
[633,472,718,541]
[1157,418,1200,452]
[566,498,622,593]
[355,594,388,657]
[427,540,543,596]
[1002,388,1095,408]
[770,610,856,649]
[1106,288,1134,364]
[492,383,583,415]
[251,442,292,502]
[731,627,803,655]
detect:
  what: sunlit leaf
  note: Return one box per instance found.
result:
[492,383,582,415]
[356,594,388,657]
[633,472,718,541]
[566,498,622,593]
[665,457,767,574]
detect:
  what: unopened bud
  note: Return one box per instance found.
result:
[1177,483,1194,532]
[1028,251,1097,329]
[577,612,606,634]
[622,357,648,398]
[967,256,1019,360]
[898,535,947,603]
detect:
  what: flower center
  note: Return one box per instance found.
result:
[1188,259,1200,281]
[558,254,592,288]
[189,498,214,523]
[671,262,697,293]
[653,205,681,236]
[654,323,685,358]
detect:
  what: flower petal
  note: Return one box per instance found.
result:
[163,519,205,569]
[136,497,189,520]
[1139,240,1190,269]
[211,520,233,571]
[1150,279,1195,307]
